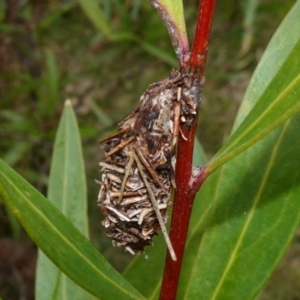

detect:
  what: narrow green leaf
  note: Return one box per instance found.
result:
[44,48,59,118]
[36,101,93,299]
[39,2,76,30]
[141,42,177,68]
[77,1,178,66]
[150,0,189,63]
[89,99,114,127]
[123,139,207,299]
[208,1,300,175]
[153,0,186,38]
[37,49,60,119]
[1,110,38,135]
[234,0,300,130]
[77,0,112,38]
[0,160,145,300]
[179,114,300,300]
[77,0,136,42]
[240,0,259,54]
[2,142,30,166]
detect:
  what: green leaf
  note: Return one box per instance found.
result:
[39,2,76,30]
[150,0,189,63]
[123,138,207,299]
[36,100,93,299]
[141,42,177,68]
[240,0,259,54]
[234,1,300,131]
[179,114,300,299]
[77,1,178,66]
[77,0,135,42]
[208,1,300,175]
[0,162,145,300]
[77,0,112,38]
[2,142,30,166]
[36,49,60,119]
[44,48,59,118]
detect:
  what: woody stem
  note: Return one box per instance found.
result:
[159,1,216,299]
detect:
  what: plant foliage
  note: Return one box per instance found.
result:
[0,1,300,300]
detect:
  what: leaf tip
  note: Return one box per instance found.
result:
[65,99,73,107]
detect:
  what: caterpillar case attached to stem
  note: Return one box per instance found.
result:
[97,69,200,261]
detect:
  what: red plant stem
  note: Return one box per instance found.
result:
[190,0,216,81]
[159,1,217,299]
[159,120,199,300]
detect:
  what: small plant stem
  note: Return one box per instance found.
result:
[190,0,216,81]
[159,1,217,299]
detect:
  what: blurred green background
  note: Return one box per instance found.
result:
[0,0,299,299]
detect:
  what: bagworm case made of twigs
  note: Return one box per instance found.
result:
[97,69,200,260]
